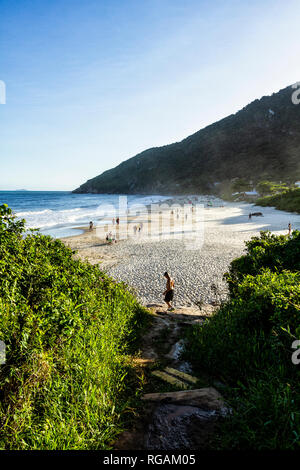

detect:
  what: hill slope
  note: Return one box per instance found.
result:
[74,85,300,195]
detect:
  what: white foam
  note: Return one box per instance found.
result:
[15,194,171,231]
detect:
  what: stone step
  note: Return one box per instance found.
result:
[151,370,190,389]
[164,367,198,385]
[142,387,225,410]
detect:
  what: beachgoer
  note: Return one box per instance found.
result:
[107,231,113,243]
[249,213,252,220]
[163,272,175,310]
[288,222,292,237]
[116,217,120,225]
[89,221,93,231]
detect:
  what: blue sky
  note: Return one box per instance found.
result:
[1,0,300,190]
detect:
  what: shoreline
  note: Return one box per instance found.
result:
[60,194,223,240]
[61,197,300,307]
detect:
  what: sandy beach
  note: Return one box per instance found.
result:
[62,197,300,307]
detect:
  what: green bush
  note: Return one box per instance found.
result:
[256,188,300,213]
[0,204,148,449]
[256,181,290,197]
[225,230,300,296]
[184,231,300,449]
[186,269,300,381]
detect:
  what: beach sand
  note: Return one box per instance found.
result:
[62,197,300,307]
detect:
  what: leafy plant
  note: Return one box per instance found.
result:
[0,205,148,449]
[183,231,300,449]
[256,188,300,213]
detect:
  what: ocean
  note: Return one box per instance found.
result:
[0,191,169,238]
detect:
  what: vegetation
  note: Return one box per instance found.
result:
[231,178,252,193]
[256,187,300,213]
[183,231,300,449]
[256,180,290,197]
[0,204,148,449]
[74,85,300,195]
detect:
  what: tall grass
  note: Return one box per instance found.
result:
[0,204,148,449]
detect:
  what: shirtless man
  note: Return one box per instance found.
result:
[163,271,175,310]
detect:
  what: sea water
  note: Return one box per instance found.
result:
[0,191,170,238]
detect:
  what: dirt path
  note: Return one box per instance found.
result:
[114,303,228,450]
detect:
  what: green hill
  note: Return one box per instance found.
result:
[74,84,300,195]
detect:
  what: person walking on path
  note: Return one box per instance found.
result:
[163,272,175,310]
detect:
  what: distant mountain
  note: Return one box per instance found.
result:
[74,84,300,195]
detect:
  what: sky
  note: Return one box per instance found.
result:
[1,0,300,190]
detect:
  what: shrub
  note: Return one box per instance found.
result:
[184,231,300,449]
[0,204,148,449]
[256,188,300,213]
[225,230,300,296]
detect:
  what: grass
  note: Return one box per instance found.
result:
[0,204,149,449]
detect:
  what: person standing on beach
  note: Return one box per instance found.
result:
[288,222,292,237]
[89,221,93,231]
[107,231,113,243]
[163,272,175,310]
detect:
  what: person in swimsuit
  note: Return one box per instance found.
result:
[163,271,175,310]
